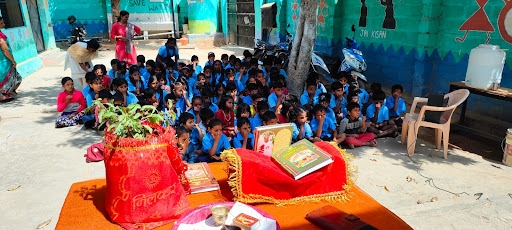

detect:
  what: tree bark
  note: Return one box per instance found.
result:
[111,0,121,25]
[286,0,318,96]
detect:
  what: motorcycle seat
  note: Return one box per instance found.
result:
[256,40,276,50]
[315,52,341,65]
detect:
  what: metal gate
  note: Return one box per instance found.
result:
[227,0,237,44]
[236,0,255,48]
[27,0,44,52]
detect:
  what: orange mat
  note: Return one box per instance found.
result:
[56,162,411,230]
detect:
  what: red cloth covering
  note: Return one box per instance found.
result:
[221,141,353,205]
[103,125,191,229]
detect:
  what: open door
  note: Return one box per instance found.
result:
[27,0,45,52]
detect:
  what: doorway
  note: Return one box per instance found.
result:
[27,0,45,52]
[227,0,237,44]
[235,0,255,48]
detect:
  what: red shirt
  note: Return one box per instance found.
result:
[102,75,111,89]
[215,109,235,129]
[278,114,288,124]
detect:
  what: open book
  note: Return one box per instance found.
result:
[184,163,220,194]
[253,123,293,157]
[272,139,334,180]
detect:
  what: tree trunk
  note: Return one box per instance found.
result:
[111,0,121,25]
[286,0,318,96]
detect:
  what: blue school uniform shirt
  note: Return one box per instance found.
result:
[299,92,318,107]
[176,95,187,113]
[267,92,284,112]
[205,61,214,67]
[189,126,201,146]
[310,117,336,139]
[202,132,231,156]
[84,91,97,107]
[326,107,336,124]
[127,80,147,93]
[359,88,370,104]
[291,122,313,141]
[204,103,219,114]
[117,71,129,81]
[250,114,263,130]
[232,132,254,150]
[142,72,152,85]
[194,65,203,76]
[330,95,347,113]
[279,69,288,79]
[188,110,199,123]
[108,69,115,79]
[365,103,390,124]
[237,72,249,86]
[384,96,406,118]
[82,86,91,96]
[242,95,252,106]
[165,70,179,84]
[316,83,327,96]
[126,92,139,105]
[138,66,147,76]
[224,63,233,70]
[224,80,245,93]
[157,46,178,60]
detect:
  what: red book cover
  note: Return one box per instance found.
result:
[184,163,220,194]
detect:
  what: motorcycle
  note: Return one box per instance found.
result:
[311,25,368,89]
[253,29,293,64]
[67,15,87,44]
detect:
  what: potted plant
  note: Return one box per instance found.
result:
[93,100,191,229]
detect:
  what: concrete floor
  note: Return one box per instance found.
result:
[1,42,512,229]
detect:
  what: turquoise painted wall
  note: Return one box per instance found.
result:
[188,0,218,34]
[49,0,108,40]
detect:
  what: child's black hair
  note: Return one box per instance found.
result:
[110,59,119,66]
[218,95,233,111]
[372,89,386,101]
[261,111,277,122]
[137,55,145,64]
[214,83,226,95]
[221,54,229,60]
[98,89,112,100]
[305,78,317,88]
[201,87,214,98]
[167,60,176,70]
[273,58,283,65]
[346,102,360,112]
[288,106,307,124]
[256,100,269,112]
[272,80,284,89]
[247,83,258,92]
[249,58,259,66]
[191,55,199,62]
[280,101,293,119]
[207,117,223,129]
[203,65,212,72]
[191,96,203,105]
[178,112,194,125]
[143,87,156,99]
[307,72,320,81]
[93,64,103,75]
[112,91,124,102]
[199,108,215,123]
[348,85,360,95]
[336,71,348,80]
[112,78,128,88]
[311,104,326,115]
[155,62,165,72]
[117,61,127,71]
[285,94,299,105]
[129,65,139,76]
[262,57,273,66]
[391,84,404,94]
[251,92,263,101]
[85,72,98,84]
[61,77,73,85]
[175,126,190,138]
[236,117,251,128]
[165,92,176,102]
[370,83,382,93]
[347,91,359,101]
[240,61,249,68]
[236,103,250,119]
[156,74,167,85]
[331,81,344,91]
[318,93,331,102]
[243,50,253,58]
[226,82,237,92]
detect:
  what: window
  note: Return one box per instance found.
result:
[0,0,25,28]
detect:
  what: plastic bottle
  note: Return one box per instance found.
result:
[465,44,506,90]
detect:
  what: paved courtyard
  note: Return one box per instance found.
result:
[1,41,511,229]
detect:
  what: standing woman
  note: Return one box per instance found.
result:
[64,39,100,89]
[0,17,22,101]
[110,11,141,65]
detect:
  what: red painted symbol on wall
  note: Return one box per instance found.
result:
[456,0,495,44]
[318,0,327,24]
[292,0,298,21]
[498,0,512,44]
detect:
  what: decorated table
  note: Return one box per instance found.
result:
[56,160,411,229]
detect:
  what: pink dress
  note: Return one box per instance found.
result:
[110,22,141,65]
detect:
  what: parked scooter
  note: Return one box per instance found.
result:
[68,15,87,44]
[310,25,368,89]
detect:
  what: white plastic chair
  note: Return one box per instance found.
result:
[401,89,470,159]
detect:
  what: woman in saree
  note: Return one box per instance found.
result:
[0,17,22,101]
[64,39,100,89]
[110,10,141,65]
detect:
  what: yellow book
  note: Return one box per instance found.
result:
[253,123,293,157]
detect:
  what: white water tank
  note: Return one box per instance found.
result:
[465,44,506,90]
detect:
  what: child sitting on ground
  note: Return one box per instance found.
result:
[138,88,159,107]
[234,103,251,133]
[174,126,191,163]
[251,100,269,130]
[198,108,215,136]
[201,88,219,113]
[162,93,179,126]
[215,95,236,137]
[330,81,347,124]
[108,59,119,79]
[111,78,138,106]
[188,96,203,124]
[300,78,319,110]
[56,77,86,128]
[288,106,315,143]
[366,90,398,138]
[212,83,226,106]
[385,84,406,127]
[310,104,337,142]
[232,117,254,150]
[127,65,145,97]
[179,112,202,164]
[338,102,377,149]
[200,118,231,162]
[318,93,336,124]
[261,110,278,126]
[173,82,191,113]
[268,81,286,113]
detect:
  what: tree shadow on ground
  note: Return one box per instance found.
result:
[0,84,59,110]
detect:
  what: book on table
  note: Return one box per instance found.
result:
[253,123,294,157]
[184,162,220,194]
[272,139,334,180]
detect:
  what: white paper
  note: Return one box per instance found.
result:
[225,202,277,230]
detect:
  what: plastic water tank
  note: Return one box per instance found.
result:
[465,44,506,89]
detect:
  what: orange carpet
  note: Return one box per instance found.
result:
[56,162,411,230]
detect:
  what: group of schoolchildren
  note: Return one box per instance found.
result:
[56,48,407,164]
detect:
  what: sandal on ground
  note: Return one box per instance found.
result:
[0,94,12,102]
[370,140,378,147]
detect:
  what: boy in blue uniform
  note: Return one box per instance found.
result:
[179,113,203,163]
[201,88,219,114]
[200,118,231,162]
[319,93,336,123]
[268,81,285,112]
[366,90,398,138]
[250,101,268,130]
[156,38,179,69]
[300,79,319,110]
[232,117,254,150]
[136,55,147,76]
[273,58,288,79]
[385,84,406,127]
[310,104,337,142]
[330,81,347,124]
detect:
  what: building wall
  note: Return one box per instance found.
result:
[263,0,512,120]
[3,0,56,77]
[49,0,109,40]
